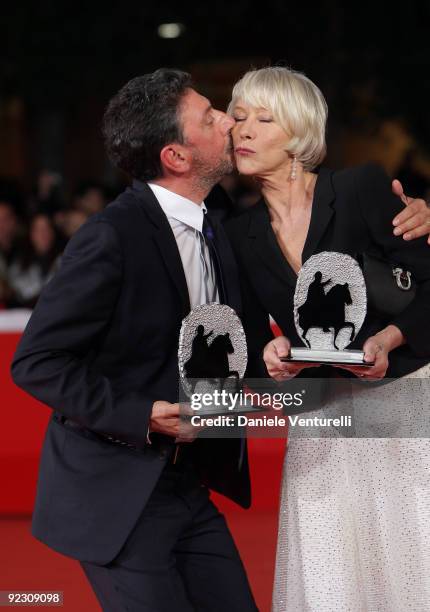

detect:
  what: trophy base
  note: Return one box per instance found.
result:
[281,348,374,366]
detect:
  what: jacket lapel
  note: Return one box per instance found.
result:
[209,214,242,316]
[131,181,191,317]
[246,168,335,285]
[247,200,297,287]
[302,168,335,263]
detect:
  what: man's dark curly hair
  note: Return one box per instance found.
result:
[102,68,193,181]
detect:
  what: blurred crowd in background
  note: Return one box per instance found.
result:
[0,170,264,310]
[0,173,116,309]
[1,153,429,311]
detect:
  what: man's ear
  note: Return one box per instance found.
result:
[160,144,191,174]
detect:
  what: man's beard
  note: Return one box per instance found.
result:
[191,145,234,192]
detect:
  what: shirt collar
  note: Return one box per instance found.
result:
[147,183,207,232]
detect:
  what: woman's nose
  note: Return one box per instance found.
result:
[238,120,254,139]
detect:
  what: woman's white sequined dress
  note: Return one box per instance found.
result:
[272,364,430,612]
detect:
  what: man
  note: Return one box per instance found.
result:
[11,68,430,611]
[12,69,256,611]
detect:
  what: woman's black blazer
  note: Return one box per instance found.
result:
[225,164,430,378]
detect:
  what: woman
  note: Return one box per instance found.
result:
[8,213,64,307]
[225,67,430,611]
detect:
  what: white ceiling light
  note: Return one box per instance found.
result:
[157,23,185,39]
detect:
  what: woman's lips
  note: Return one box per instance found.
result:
[235,147,255,156]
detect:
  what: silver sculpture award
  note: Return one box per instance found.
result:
[283,252,372,365]
[178,303,248,403]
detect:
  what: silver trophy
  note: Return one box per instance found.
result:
[283,252,373,366]
[178,303,247,413]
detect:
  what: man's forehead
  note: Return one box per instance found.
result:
[181,89,212,115]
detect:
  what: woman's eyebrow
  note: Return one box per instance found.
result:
[233,105,270,112]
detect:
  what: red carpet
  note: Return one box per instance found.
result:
[1,331,286,611]
[0,509,278,611]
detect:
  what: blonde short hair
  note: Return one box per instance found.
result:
[228,67,328,171]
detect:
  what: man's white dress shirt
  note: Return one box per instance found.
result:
[148,183,219,308]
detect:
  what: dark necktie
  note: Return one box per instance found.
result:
[202,214,226,304]
[202,214,245,471]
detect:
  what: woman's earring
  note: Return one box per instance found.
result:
[290,155,297,181]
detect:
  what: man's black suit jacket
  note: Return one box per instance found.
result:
[11,181,250,564]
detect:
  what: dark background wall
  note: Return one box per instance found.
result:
[1,1,429,193]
